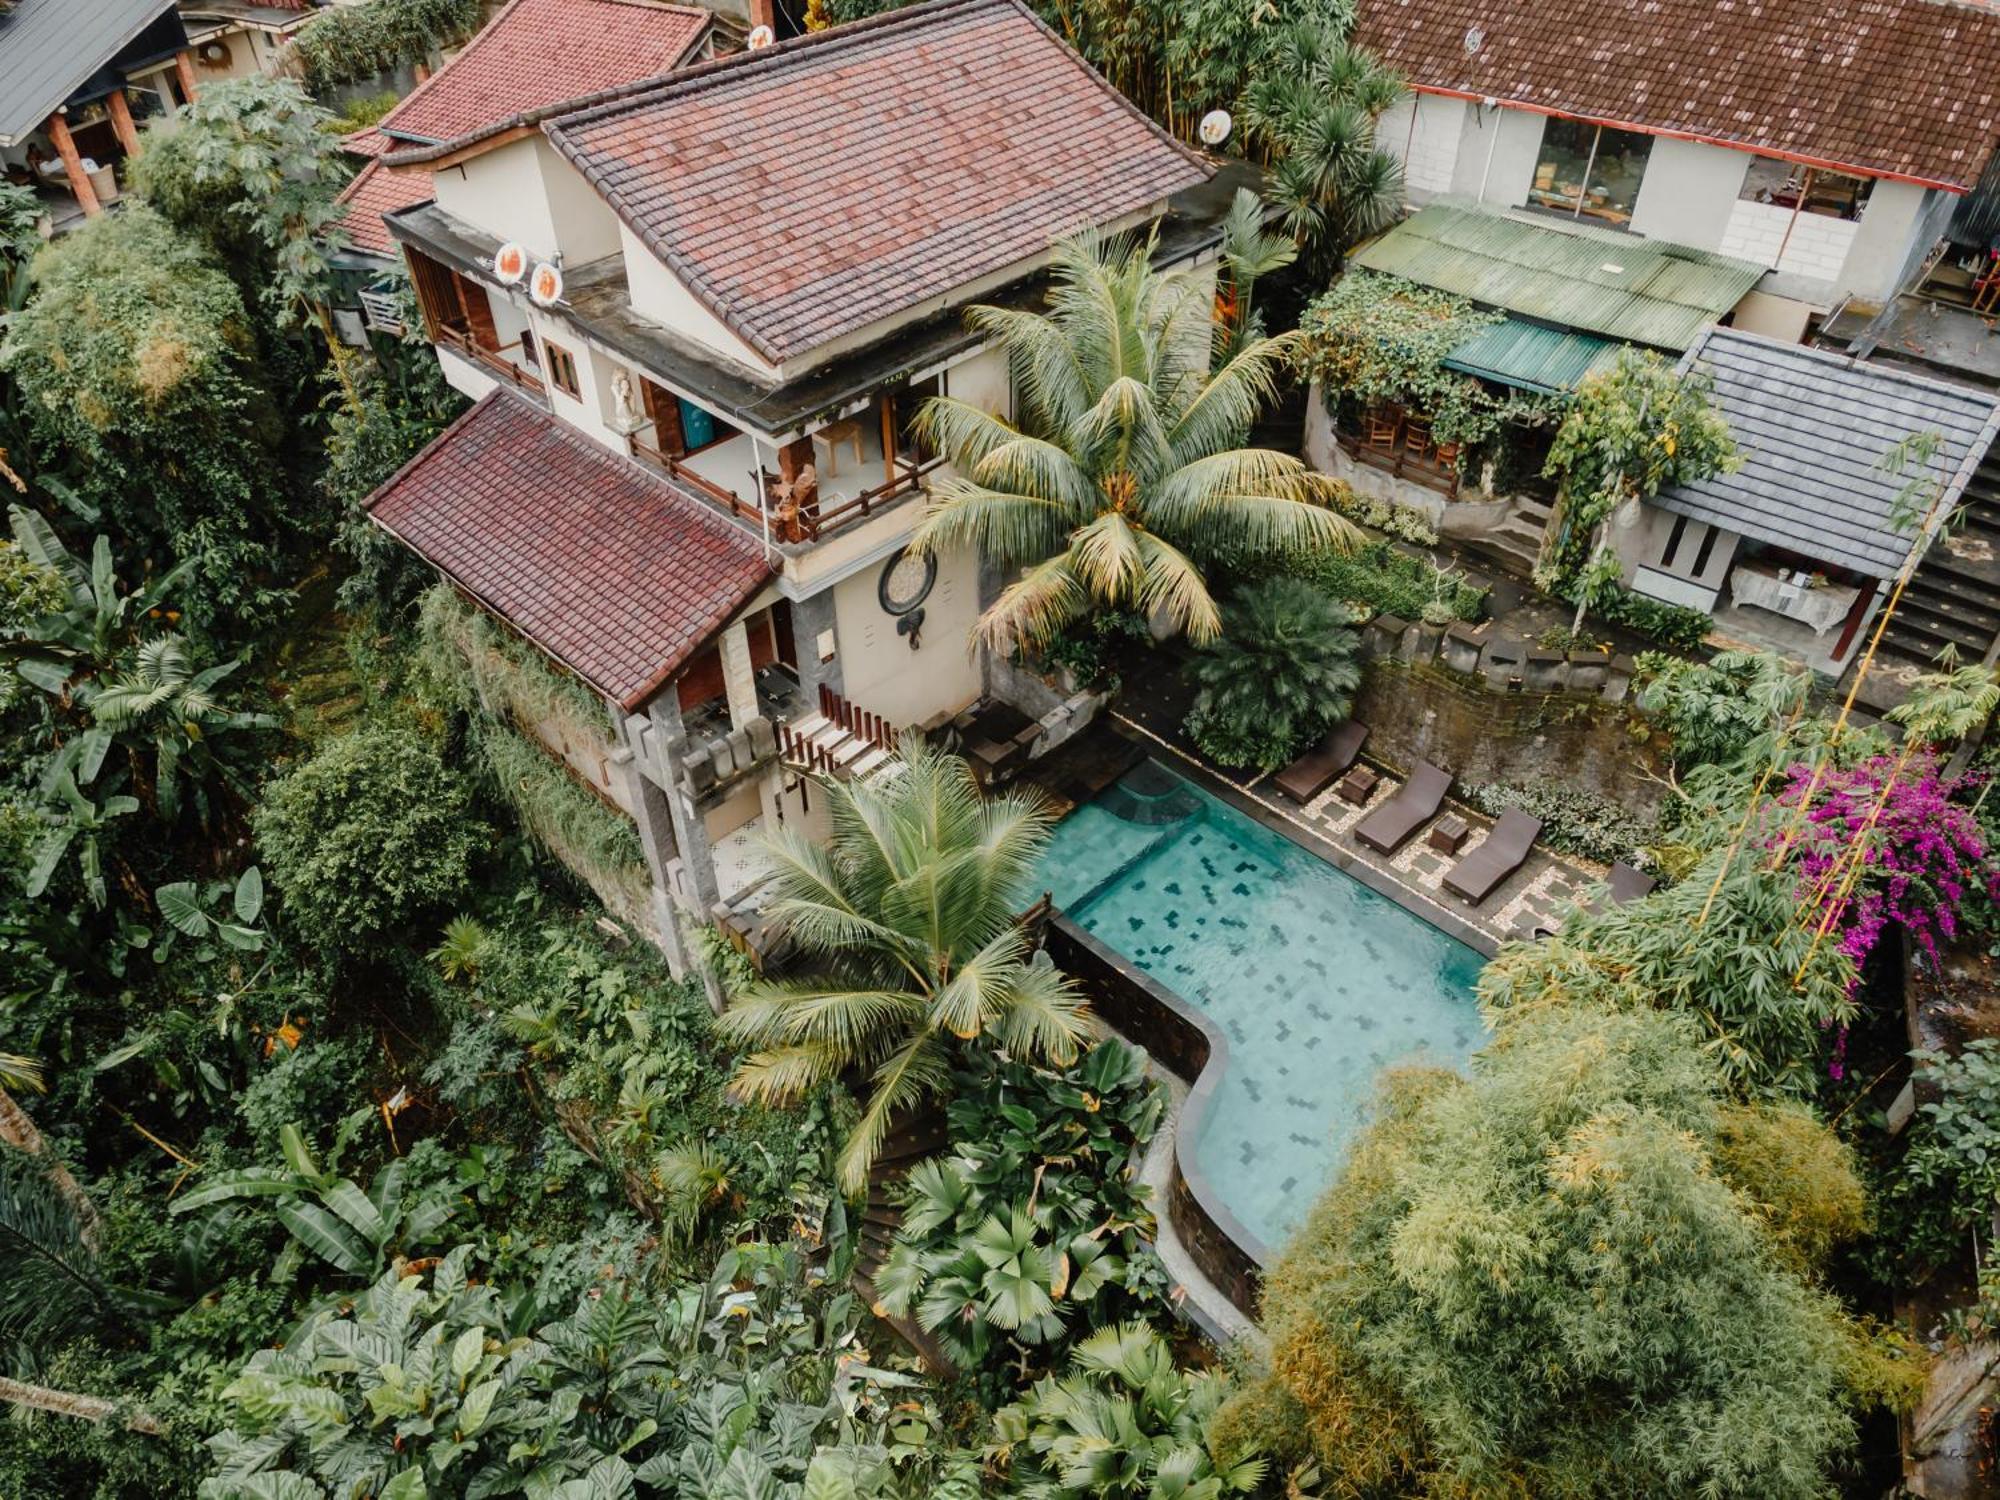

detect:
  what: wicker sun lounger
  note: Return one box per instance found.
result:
[1443,808,1543,905]
[1353,761,1452,855]
[1273,720,1370,804]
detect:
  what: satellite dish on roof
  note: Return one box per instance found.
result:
[529,261,564,307]
[1198,109,1232,146]
[493,242,528,284]
[747,23,775,48]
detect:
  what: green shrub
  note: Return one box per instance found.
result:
[1227,1005,1881,1498]
[1287,539,1485,623]
[1458,781,1655,867]
[1585,581,1713,652]
[1634,648,1812,770]
[254,723,481,953]
[289,0,482,93]
[1323,482,1439,546]
[1184,577,1363,771]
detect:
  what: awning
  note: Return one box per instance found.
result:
[1442,318,1622,394]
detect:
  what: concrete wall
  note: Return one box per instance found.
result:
[1613,502,1740,603]
[619,223,781,383]
[829,540,982,725]
[435,145,558,260]
[1842,179,1942,304]
[536,139,625,266]
[1381,93,1466,198]
[945,345,1012,420]
[1449,103,1544,207]
[1629,138,1746,246]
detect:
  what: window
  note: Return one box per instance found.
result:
[544,340,580,399]
[519,326,537,368]
[1738,156,1874,222]
[1528,119,1654,226]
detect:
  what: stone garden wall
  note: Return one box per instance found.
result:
[1354,616,1673,821]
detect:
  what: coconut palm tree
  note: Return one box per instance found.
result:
[718,741,1089,1192]
[907,234,1359,657]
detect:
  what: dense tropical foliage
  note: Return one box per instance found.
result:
[1183,576,1362,770]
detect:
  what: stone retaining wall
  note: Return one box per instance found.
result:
[1355,617,1672,820]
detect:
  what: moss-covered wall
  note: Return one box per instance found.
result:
[1355,660,1671,821]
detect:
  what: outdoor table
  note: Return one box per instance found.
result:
[1428,813,1470,855]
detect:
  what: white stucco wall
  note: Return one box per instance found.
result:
[435,146,559,259]
[945,346,1012,420]
[1450,103,1544,207]
[1628,138,1746,248]
[619,223,781,383]
[535,140,625,266]
[1840,180,1941,304]
[830,541,982,726]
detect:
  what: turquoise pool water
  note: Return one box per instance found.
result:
[1039,760,1486,1248]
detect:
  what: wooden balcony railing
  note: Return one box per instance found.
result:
[629,435,942,548]
[435,326,545,395]
[1338,407,1461,498]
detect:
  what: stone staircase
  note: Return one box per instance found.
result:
[777,686,902,781]
[1877,440,2000,674]
[1478,493,1555,576]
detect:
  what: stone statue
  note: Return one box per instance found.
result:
[610,369,641,432]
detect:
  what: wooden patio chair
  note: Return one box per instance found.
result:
[1402,415,1433,459]
[1365,407,1400,451]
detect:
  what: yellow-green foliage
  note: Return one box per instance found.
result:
[1230,1006,1895,1499]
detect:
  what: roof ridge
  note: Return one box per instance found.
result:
[545,0,1005,133]
[377,0,537,144]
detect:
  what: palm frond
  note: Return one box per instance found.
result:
[1135,531,1224,645]
[837,1036,953,1193]
[976,554,1090,656]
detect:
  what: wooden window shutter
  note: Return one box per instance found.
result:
[404,249,462,339]
[675,644,727,711]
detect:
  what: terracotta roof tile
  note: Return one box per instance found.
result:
[343,126,393,159]
[546,0,1211,363]
[337,159,437,257]
[365,391,772,709]
[1356,0,2000,190]
[380,0,709,145]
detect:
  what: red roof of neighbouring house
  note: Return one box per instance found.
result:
[333,0,708,257]
[365,391,772,710]
[544,0,1211,364]
[1355,0,2000,191]
[337,159,437,257]
[379,0,709,146]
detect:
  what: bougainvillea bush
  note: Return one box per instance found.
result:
[1771,752,1998,976]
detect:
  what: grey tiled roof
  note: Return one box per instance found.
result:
[0,0,177,145]
[1658,329,2000,580]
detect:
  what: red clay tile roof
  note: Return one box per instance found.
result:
[1355,0,2000,191]
[365,391,772,710]
[545,0,1211,364]
[343,126,392,159]
[379,0,709,146]
[337,159,437,257]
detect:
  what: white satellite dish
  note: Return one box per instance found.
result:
[493,241,528,284]
[529,261,564,307]
[747,23,775,48]
[1198,109,1232,146]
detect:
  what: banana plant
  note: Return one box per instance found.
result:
[24,767,138,908]
[171,1124,455,1276]
[151,865,265,959]
[4,507,191,691]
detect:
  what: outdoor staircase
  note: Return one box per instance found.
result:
[777,686,903,781]
[1876,439,2000,674]
[1479,493,1555,576]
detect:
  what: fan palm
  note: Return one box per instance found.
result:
[91,633,276,824]
[907,235,1359,657]
[1241,26,1407,275]
[1184,576,1363,771]
[718,740,1089,1192]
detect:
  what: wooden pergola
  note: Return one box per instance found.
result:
[38,51,198,218]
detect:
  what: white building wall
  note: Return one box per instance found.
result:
[1839,180,1939,304]
[945,346,1011,420]
[619,223,781,383]
[434,147,560,260]
[1449,104,1544,207]
[534,140,625,266]
[1628,138,1746,248]
[830,541,982,726]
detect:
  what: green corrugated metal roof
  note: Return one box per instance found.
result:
[1442,319,1623,393]
[1349,201,1764,351]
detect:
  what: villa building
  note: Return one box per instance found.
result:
[177,0,320,87]
[0,0,205,231]
[362,0,1226,972]
[1358,0,2000,338]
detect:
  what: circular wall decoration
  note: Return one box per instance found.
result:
[493,242,528,283]
[528,261,564,306]
[878,547,936,616]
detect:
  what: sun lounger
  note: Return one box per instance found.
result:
[1353,760,1452,855]
[1273,720,1370,804]
[1442,808,1543,905]
[1607,861,1657,905]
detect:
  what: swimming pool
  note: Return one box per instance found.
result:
[1038,759,1486,1248]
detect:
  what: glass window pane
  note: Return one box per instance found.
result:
[1580,127,1651,223]
[1530,118,1597,215]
